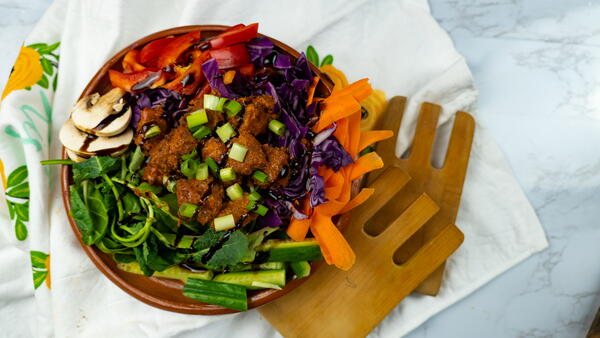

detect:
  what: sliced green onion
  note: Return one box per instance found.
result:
[226,183,244,200]
[205,157,219,174]
[214,214,235,231]
[179,203,197,218]
[193,125,212,139]
[246,200,256,211]
[228,143,248,162]
[224,100,242,117]
[248,191,262,201]
[128,146,145,172]
[187,109,209,130]
[216,122,236,143]
[268,119,286,136]
[195,163,209,180]
[181,159,199,179]
[144,125,161,139]
[254,204,269,216]
[40,159,75,165]
[252,170,268,183]
[204,94,227,112]
[166,180,177,193]
[219,167,236,182]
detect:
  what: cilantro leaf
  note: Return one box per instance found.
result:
[194,228,226,251]
[206,231,249,269]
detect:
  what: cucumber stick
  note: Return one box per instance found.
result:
[183,278,247,311]
[258,262,286,270]
[258,239,323,262]
[117,262,213,282]
[290,261,311,278]
[213,269,286,290]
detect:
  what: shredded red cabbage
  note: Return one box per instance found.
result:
[130,88,187,129]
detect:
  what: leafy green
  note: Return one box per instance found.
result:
[122,192,142,215]
[193,228,226,251]
[206,231,249,269]
[72,156,119,184]
[243,227,278,262]
[143,234,186,272]
[160,193,179,214]
[113,252,136,263]
[153,206,178,233]
[320,54,334,67]
[70,184,108,245]
[306,45,319,66]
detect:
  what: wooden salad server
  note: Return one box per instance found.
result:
[259,97,475,337]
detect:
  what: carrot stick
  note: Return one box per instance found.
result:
[333,117,349,152]
[314,200,346,217]
[339,188,375,214]
[311,212,356,270]
[318,166,335,183]
[349,152,384,181]
[313,94,361,132]
[287,217,311,241]
[358,130,394,152]
[347,111,362,158]
[306,76,319,107]
[324,172,344,200]
[329,78,372,102]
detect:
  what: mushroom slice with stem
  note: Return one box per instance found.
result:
[60,119,133,157]
[71,87,132,137]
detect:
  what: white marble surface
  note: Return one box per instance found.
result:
[1,0,599,337]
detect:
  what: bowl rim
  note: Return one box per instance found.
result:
[60,24,348,315]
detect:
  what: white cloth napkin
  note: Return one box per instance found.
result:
[0,0,548,337]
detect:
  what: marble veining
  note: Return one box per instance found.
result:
[1,0,599,337]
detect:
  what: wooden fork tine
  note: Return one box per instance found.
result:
[368,97,407,184]
[407,103,441,167]
[441,111,475,178]
[375,194,439,258]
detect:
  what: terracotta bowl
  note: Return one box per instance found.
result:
[60,25,352,314]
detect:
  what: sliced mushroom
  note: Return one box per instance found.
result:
[60,119,133,157]
[66,149,88,163]
[71,88,132,137]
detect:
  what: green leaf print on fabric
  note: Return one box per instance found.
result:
[5,165,30,241]
[30,251,50,289]
[4,90,53,152]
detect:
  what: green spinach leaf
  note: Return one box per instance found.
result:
[69,184,94,243]
[143,234,186,272]
[72,156,119,184]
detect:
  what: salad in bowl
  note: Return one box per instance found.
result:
[47,23,392,313]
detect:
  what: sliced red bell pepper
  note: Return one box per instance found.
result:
[122,49,146,73]
[209,44,250,69]
[139,36,174,68]
[237,63,255,77]
[162,51,209,95]
[157,30,202,68]
[109,69,165,93]
[224,24,245,33]
[209,23,258,49]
